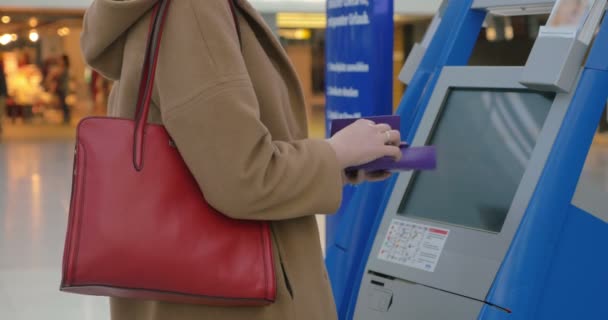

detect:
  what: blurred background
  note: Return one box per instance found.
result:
[1,0,584,139]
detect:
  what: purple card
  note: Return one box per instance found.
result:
[330,115,436,172]
[347,144,436,172]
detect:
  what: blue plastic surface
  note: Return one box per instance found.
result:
[537,205,608,319]
[586,13,608,72]
[480,16,608,318]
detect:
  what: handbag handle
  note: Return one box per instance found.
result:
[133,0,242,171]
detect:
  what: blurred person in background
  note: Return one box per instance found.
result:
[57,55,71,125]
[0,59,7,137]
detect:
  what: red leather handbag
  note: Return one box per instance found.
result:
[61,0,276,306]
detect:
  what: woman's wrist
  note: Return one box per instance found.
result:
[326,138,348,169]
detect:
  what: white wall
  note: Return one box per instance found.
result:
[4,0,441,15]
[246,0,441,14]
[1,0,89,9]
[395,0,442,15]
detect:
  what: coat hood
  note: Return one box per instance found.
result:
[81,0,158,80]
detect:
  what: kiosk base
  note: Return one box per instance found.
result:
[355,272,486,319]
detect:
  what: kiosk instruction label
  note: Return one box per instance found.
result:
[378,219,449,272]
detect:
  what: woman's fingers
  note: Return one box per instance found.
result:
[373,123,391,133]
[385,129,401,146]
[327,119,403,169]
[373,126,400,145]
[383,145,403,161]
[345,170,393,185]
[344,170,366,185]
[365,170,392,182]
[358,119,376,127]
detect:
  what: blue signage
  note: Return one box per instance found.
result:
[324,0,394,245]
[325,0,394,132]
[324,0,393,252]
[324,0,394,316]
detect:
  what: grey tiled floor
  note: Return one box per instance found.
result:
[0,132,607,319]
[0,140,109,319]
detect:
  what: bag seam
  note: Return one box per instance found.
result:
[71,140,88,282]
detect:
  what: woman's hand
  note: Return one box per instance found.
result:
[343,170,393,185]
[327,119,402,169]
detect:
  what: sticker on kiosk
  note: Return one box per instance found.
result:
[378,219,449,272]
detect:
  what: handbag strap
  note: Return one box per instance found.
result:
[133,0,242,170]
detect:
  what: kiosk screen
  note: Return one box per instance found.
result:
[398,89,554,232]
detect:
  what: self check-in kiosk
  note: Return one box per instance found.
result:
[327,3,488,318]
[350,1,608,319]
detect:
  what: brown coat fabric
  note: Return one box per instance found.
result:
[80,0,343,319]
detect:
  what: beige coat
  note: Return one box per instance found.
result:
[81,0,343,319]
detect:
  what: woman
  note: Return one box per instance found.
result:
[56,55,72,125]
[0,60,7,137]
[81,0,401,319]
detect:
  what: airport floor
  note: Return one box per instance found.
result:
[0,123,607,319]
[0,129,109,319]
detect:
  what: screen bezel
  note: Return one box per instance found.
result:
[365,66,577,302]
[397,88,556,234]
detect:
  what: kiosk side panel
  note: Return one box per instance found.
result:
[482,69,608,319]
[536,205,608,319]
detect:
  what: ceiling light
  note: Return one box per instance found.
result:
[10,34,17,41]
[505,25,514,40]
[1,16,10,24]
[57,27,71,37]
[504,17,514,41]
[486,27,497,42]
[0,34,11,45]
[29,30,39,42]
[277,13,326,29]
[29,17,38,28]
[293,29,311,40]
[279,29,312,41]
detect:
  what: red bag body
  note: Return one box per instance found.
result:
[60,0,276,306]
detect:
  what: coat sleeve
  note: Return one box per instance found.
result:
[156,0,343,221]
